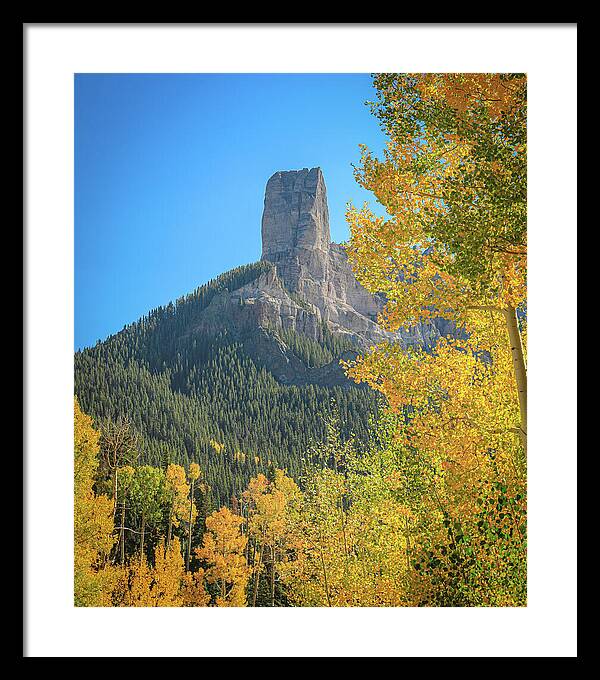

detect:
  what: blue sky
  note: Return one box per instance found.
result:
[75,73,387,350]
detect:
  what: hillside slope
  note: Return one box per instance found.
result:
[75,168,450,505]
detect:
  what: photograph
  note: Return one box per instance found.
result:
[74,72,528,608]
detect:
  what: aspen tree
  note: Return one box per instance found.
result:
[164,463,192,551]
[116,465,134,564]
[74,398,116,606]
[128,465,165,565]
[195,507,250,606]
[346,73,527,454]
[186,463,201,571]
[98,416,139,520]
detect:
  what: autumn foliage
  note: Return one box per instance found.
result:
[342,73,527,604]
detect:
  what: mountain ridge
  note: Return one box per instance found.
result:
[171,166,450,385]
[74,167,449,503]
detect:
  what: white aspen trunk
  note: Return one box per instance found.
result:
[503,306,527,449]
[271,541,276,607]
[186,479,195,572]
[112,467,118,522]
[140,514,145,566]
[167,502,173,551]
[252,544,263,607]
[120,498,126,564]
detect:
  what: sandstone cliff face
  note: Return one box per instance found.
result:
[193,167,450,385]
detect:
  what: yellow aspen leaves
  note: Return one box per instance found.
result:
[74,398,116,607]
[195,507,250,607]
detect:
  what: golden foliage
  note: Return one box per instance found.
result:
[188,462,201,482]
[125,539,186,607]
[345,72,527,460]
[74,398,116,606]
[347,73,527,325]
[196,507,250,606]
[243,469,301,606]
[338,73,528,606]
[165,463,195,532]
[181,569,211,607]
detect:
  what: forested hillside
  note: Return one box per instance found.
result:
[75,261,380,506]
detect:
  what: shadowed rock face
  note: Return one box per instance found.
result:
[194,167,451,385]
